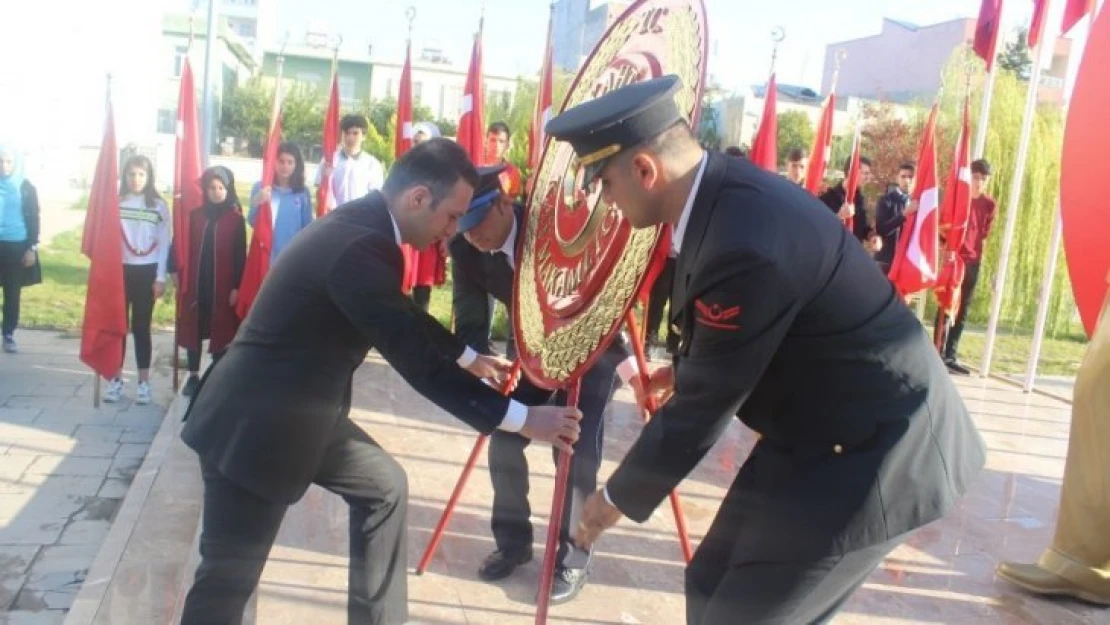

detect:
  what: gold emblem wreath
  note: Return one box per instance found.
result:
[517,2,705,382]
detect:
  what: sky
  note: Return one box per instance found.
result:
[0,0,1085,177]
[260,0,1042,93]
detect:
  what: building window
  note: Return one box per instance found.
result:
[173,46,188,78]
[385,79,394,99]
[444,85,463,118]
[413,82,423,104]
[296,72,322,87]
[339,76,356,104]
[157,109,176,135]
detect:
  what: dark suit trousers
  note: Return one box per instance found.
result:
[180,419,409,625]
[488,351,619,570]
[944,261,981,361]
[685,473,902,624]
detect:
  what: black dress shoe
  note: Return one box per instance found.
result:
[478,547,532,581]
[549,566,589,605]
[945,358,971,375]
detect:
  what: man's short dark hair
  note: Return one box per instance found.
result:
[843,155,872,173]
[487,121,511,137]
[340,114,369,133]
[724,146,745,158]
[787,147,808,162]
[382,138,480,207]
[971,159,992,176]
[899,161,916,175]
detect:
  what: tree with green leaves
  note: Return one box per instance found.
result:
[776,110,814,166]
[998,28,1033,80]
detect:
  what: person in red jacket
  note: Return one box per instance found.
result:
[944,159,997,374]
[170,166,247,398]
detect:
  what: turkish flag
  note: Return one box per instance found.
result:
[935,96,973,317]
[395,41,414,159]
[236,91,282,319]
[1063,0,1096,35]
[457,19,485,164]
[317,71,340,216]
[804,92,835,194]
[1061,2,1110,337]
[842,124,863,233]
[748,74,778,173]
[80,103,127,379]
[888,103,940,297]
[172,57,203,300]
[974,0,1004,71]
[529,8,555,173]
[1029,0,1050,48]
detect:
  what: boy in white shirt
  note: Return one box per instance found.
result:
[316,114,385,209]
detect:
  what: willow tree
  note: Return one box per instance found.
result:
[936,49,1079,339]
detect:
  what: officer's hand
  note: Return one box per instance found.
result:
[465,353,513,386]
[629,375,653,415]
[520,405,582,454]
[838,202,855,220]
[647,364,675,404]
[576,489,623,550]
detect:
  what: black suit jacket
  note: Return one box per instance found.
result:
[448,207,633,379]
[873,188,911,266]
[819,183,872,243]
[181,192,512,504]
[606,153,986,561]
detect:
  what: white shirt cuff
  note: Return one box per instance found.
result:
[456,346,478,368]
[602,486,616,508]
[616,356,640,385]
[497,400,527,432]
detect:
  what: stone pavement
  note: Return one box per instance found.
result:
[0,329,173,625]
[69,348,1110,625]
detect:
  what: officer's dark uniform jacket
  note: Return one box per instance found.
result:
[606,152,986,562]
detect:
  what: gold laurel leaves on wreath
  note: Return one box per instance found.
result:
[518,3,702,382]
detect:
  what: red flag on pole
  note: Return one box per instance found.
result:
[457,19,486,164]
[935,96,974,316]
[529,7,555,172]
[80,102,127,380]
[1062,0,1096,35]
[888,103,940,296]
[1029,0,1050,48]
[236,86,282,319]
[173,58,203,300]
[804,92,835,194]
[317,69,340,217]
[748,74,778,172]
[842,124,863,232]
[974,0,1004,71]
[395,41,415,159]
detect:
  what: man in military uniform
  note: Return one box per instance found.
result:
[552,76,986,624]
[450,165,644,603]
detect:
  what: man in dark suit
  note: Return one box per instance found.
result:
[449,165,643,603]
[178,139,584,625]
[873,161,917,274]
[553,76,986,624]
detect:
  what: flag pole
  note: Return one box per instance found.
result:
[200,0,221,166]
[94,72,113,409]
[979,5,1051,377]
[1022,0,1101,390]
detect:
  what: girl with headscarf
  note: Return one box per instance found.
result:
[0,144,42,353]
[248,142,313,262]
[170,166,247,398]
[104,155,171,405]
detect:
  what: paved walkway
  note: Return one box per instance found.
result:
[0,330,173,625]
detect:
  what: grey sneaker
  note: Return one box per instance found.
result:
[2,335,16,354]
[136,381,152,405]
[103,377,124,403]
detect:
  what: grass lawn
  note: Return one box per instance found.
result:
[18,227,1088,378]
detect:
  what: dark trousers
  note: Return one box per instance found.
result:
[645,257,676,348]
[489,350,619,570]
[411,286,431,312]
[180,419,409,625]
[0,241,26,337]
[186,348,224,374]
[685,474,902,624]
[944,261,981,361]
[122,263,157,370]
